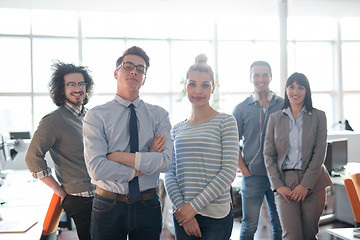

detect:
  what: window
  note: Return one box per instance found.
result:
[288,42,333,92]
[32,38,79,92]
[0,37,31,93]
[0,8,358,134]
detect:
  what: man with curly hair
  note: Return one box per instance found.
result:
[25,60,95,240]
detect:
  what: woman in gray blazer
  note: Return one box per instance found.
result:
[264,72,332,240]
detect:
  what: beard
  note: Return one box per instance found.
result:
[65,92,85,108]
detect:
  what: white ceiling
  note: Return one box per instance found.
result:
[1,0,360,17]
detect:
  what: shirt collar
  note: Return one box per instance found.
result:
[249,92,279,105]
[114,94,140,108]
[282,105,311,116]
[64,101,87,117]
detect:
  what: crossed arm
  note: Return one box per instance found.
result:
[106,134,166,175]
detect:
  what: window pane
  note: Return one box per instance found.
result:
[287,42,333,91]
[218,41,253,93]
[33,96,57,129]
[342,42,360,91]
[33,38,78,92]
[171,95,192,125]
[218,41,280,93]
[82,39,125,93]
[221,93,249,115]
[218,16,279,40]
[288,17,335,41]
[0,37,31,92]
[127,40,170,93]
[141,95,171,114]
[124,14,169,39]
[86,95,114,110]
[341,17,360,40]
[343,94,360,131]
[0,97,32,134]
[82,12,125,38]
[169,14,214,40]
[32,10,78,36]
[171,41,213,93]
[312,94,333,129]
[0,8,30,34]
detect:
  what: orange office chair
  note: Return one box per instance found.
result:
[40,193,63,240]
[343,173,360,228]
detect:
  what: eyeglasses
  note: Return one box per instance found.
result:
[65,82,87,90]
[117,62,147,75]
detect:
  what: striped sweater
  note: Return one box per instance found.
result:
[165,113,239,217]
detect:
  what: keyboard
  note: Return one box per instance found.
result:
[0,219,38,233]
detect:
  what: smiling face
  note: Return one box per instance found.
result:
[286,81,306,108]
[185,71,214,107]
[250,65,272,94]
[114,54,147,98]
[64,72,86,110]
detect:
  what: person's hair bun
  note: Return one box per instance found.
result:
[195,54,207,64]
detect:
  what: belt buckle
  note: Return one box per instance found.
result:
[125,195,137,204]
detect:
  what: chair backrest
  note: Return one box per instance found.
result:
[40,193,63,240]
[351,173,360,200]
[344,174,360,224]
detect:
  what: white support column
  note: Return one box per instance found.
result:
[334,19,344,124]
[278,0,288,97]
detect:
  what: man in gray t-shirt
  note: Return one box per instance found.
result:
[232,61,283,240]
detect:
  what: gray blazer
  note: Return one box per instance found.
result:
[264,108,332,192]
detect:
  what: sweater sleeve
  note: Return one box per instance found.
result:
[25,112,63,175]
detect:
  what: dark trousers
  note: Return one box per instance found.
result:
[173,206,234,240]
[62,195,93,240]
[91,193,162,240]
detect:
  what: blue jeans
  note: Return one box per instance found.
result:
[173,205,234,240]
[91,193,162,240]
[240,175,282,240]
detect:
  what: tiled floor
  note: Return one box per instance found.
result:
[57,217,353,240]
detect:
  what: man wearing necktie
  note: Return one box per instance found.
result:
[83,46,173,240]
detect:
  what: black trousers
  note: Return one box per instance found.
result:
[62,194,93,240]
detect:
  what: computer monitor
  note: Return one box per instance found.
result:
[9,132,30,140]
[324,139,348,175]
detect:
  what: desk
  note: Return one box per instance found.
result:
[0,170,52,240]
[327,228,360,240]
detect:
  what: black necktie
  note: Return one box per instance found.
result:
[128,104,140,200]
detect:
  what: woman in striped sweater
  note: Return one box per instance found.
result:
[165,54,239,240]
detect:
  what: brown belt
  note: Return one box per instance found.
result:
[96,187,156,203]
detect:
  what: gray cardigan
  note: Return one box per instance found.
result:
[25,105,94,194]
[264,108,332,192]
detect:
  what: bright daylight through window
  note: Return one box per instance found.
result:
[0,8,360,135]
